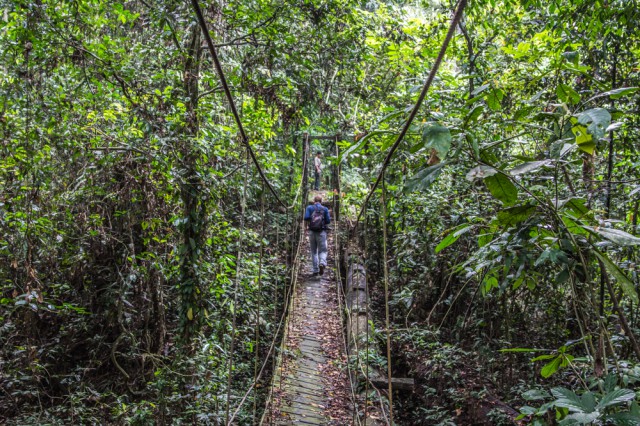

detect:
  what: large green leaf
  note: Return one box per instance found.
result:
[583,226,640,246]
[497,203,537,226]
[607,87,639,99]
[509,160,550,176]
[422,124,452,158]
[435,224,472,253]
[606,408,640,426]
[596,389,636,410]
[560,412,600,425]
[593,250,639,304]
[552,388,589,412]
[590,87,639,101]
[572,124,595,154]
[405,163,445,192]
[484,173,518,205]
[577,108,611,140]
[486,88,504,111]
[541,356,563,379]
[557,198,590,218]
[464,104,484,127]
[557,84,580,104]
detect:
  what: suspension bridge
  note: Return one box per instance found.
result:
[188,0,468,423]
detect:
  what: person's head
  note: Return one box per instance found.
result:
[314,195,322,203]
[316,151,321,157]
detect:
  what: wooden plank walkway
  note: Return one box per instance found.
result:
[262,225,351,425]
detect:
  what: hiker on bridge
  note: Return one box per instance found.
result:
[304,195,331,276]
[313,151,322,190]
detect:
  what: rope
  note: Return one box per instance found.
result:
[380,172,393,423]
[190,0,287,209]
[356,0,468,222]
[225,149,250,424]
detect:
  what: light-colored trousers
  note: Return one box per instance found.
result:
[309,230,327,273]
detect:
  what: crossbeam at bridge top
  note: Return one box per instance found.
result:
[303,133,355,141]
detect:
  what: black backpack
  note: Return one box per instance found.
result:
[309,205,325,231]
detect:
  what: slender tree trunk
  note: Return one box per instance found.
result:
[179,26,206,341]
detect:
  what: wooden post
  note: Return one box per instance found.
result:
[301,132,309,215]
[345,256,414,425]
[333,134,341,221]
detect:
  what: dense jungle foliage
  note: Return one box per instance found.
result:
[1,0,640,424]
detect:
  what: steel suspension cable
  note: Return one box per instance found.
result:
[190,0,287,209]
[356,0,468,222]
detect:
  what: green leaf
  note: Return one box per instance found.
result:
[577,108,611,140]
[541,356,563,378]
[422,124,452,158]
[583,226,640,246]
[562,51,580,65]
[597,388,636,410]
[557,198,589,218]
[405,163,445,192]
[560,412,600,424]
[531,354,557,362]
[471,83,490,96]
[497,203,537,227]
[590,87,639,101]
[339,130,394,162]
[510,160,551,176]
[486,88,504,111]
[552,388,587,411]
[484,173,518,205]
[593,250,639,304]
[572,124,595,154]
[482,275,498,295]
[581,392,596,413]
[435,224,472,253]
[608,87,639,99]
[557,84,580,104]
[606,411,640,426]
[464,105,484,127]
[499,347,544,353]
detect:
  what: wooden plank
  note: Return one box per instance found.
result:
[279,407,326,422]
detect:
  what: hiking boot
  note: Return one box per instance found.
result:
[312,272,319,277]
[319,265,325,276]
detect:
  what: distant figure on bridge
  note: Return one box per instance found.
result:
[304,195,331,276]
[313,151,322,190]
